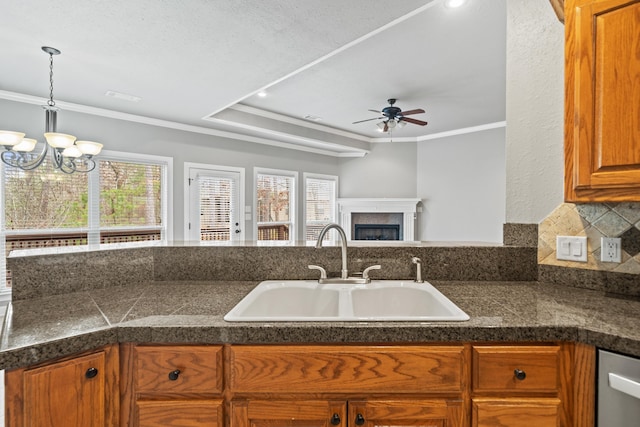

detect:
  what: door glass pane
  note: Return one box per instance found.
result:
[199,175,234,241]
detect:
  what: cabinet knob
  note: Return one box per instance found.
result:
[330,413,341,425]
[514,369,527,380]
[85,367,98,379]
[168,369,181,381]
[355,414,365,426]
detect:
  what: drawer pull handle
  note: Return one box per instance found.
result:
[168,369,181,381]
[330,413,341,425]
[514,369,526,380]
[355,414,365,425]
[85,367,98,379]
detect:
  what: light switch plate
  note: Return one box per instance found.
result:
[556,236,588,262]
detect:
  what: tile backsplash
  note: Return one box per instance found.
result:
[538,202,640,274]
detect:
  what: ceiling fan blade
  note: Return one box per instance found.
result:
[399,109,425,116]
[352,117,384,124]
[401,117,428,126]
[383,122,389,132]
[368,109,383,114]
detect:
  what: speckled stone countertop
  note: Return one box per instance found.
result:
[1,280,639,370]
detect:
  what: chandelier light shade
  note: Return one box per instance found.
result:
[0,46,103,173]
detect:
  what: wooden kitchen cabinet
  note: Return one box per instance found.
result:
[5,344,119,427]
[470,345,570,427]
[227,345,467,427]
[564,0,640,201]
[230,398,464,427]
[4,341,592,427]
[120,344,224,427]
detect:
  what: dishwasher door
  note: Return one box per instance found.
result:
[598,350,640,426]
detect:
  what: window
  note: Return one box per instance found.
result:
[255,168,297,242]
[0,151,172,292]
[304,174,338,242]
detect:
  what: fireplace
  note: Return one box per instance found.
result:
[354,224,401,240]
[337,198,421,241]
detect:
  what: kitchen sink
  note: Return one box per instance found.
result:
[223,280,469,322]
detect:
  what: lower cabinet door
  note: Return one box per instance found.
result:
[6,346,118,427]
[230,400,348,427]
[349,399,465,427]
[137,399,223,427]
[472,398,561,427]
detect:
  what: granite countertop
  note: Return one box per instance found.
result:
[1,280,639,370]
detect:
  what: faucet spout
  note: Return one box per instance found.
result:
[316,223,349,279]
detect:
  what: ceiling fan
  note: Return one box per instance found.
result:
[352,98,428,133]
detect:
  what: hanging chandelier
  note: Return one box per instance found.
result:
[0,46,103,174]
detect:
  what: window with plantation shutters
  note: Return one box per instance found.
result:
[256,170,296,242]
[305,175,337,242]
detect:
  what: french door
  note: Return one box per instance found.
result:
[188,166,243,242]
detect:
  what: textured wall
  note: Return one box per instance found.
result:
[505,0,565,223]
[539,203,640,274]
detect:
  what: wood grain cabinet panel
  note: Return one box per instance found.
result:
[135,345,223,394]
[472,398,561,427]
[230,400,347,427]
[5,344,119,427]
[122,344,224,427]
[228,345,466,394]
[472,345,560,393]
[137,399,223,427]
[565,0,640,201]
[349,399,464,427]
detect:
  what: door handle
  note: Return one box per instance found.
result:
[609,373,640,400]
[235,229,241,233]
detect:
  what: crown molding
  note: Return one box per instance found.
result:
[0,90,368,158]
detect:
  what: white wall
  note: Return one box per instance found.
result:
[338,142,417,198]
[0,99,340,241]
[417,128,506,242]
[505,0,565,223]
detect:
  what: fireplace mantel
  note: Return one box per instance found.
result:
[337,198,422,241]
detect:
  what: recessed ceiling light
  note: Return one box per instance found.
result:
[104,90,141,102]
[444,0,466,8]
[257,91,268,98]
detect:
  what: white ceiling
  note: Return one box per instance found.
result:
[1,0,506,157]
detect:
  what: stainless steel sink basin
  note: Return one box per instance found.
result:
[224,280,469,322]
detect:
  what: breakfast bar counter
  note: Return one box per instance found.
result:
[1,279,639,370]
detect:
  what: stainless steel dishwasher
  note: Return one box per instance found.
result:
[598,350,640,426]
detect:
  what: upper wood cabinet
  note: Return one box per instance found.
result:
[564,0,640,202]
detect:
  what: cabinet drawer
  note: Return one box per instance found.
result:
[135,345,223,394]
[137,399,223,427]
[472,398,561,427]
[472,346,559,393]
[229,345,465,394]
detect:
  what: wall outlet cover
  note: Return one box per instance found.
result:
[601,237,622,263]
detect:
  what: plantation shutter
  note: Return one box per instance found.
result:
[305,177,336,241]
[256,173,293,241]
[198,175,234,241]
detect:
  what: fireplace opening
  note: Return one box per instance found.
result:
[354,224,401,240]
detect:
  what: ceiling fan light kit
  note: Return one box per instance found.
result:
[353,98,428,134]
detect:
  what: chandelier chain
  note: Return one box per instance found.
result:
[48,53,55,107]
